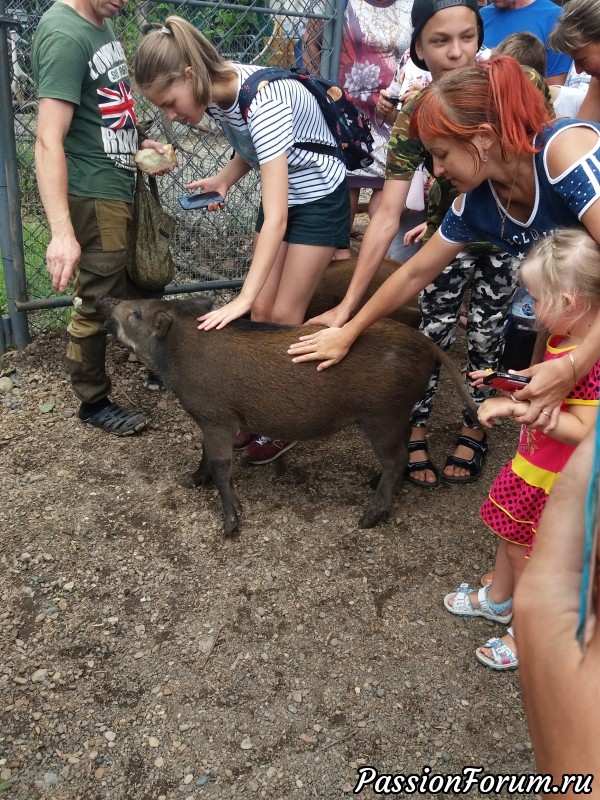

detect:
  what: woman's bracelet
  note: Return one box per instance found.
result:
[567,352,577,385]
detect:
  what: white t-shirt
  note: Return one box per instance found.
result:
[207,64,346,205]
[551,85,587,118]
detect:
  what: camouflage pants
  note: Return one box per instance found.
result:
[410,250,520,429]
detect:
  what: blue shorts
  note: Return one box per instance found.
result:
[255,179,350,248]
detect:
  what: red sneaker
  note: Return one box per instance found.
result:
[233,430,256,450]
[242,436,298,465]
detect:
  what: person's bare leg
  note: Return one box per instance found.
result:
[479,541,527,660]
[447,538,514,615]
[406,425,438,485]
[368,187,382,217]
[443,424,486,480]
[268,242,336,324]
[333,187,359,261]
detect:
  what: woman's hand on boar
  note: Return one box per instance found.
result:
[197,295,252,330]
[288,327,353,371]
[304,303,351,329]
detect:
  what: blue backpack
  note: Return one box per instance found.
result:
[237,67,374,171]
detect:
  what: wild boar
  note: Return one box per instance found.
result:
[306,257,421,328]
[99,296,474,537]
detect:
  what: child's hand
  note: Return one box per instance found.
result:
[403,222,427,246]
[469,369,493,389]
[477,396,529,428]
[400,82,424,106]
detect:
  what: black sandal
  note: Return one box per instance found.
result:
[403,440,440,489]
[80,402,147,437]
[443,432,487,484]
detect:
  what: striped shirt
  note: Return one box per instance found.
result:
[207,64,346,205]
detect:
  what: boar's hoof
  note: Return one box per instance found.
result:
[358,505,389,529]
[223,513,240,538]
[187,466,212,487]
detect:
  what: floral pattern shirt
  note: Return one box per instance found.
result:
[338,0,413,180]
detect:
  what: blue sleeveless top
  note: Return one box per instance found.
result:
[439,119,600,259]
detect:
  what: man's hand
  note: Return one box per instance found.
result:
[46,232,81,292]
[139,139,177,176]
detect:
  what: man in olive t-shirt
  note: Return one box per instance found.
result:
[32,0,167,435]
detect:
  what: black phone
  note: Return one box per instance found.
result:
[384,96,401,107]
[482,371,531,392]
[178,191,224,210]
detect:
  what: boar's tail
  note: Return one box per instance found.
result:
[433,346,479,426]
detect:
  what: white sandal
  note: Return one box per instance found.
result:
[443,582,513,624]
[475,627,518,671]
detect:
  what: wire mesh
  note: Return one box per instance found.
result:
[3,0,336,336]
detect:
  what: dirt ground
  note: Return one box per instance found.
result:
[0,315,535,800]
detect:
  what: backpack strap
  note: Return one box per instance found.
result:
[238,67,340,160]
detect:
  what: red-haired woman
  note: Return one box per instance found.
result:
[289,55,600,433]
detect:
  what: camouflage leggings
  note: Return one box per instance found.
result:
[410,250,520,429]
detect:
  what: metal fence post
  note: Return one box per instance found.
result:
[326,0,345,83]
[0,0,30,350]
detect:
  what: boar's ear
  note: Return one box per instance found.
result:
[153,310,173,339]
[193,295,214,315]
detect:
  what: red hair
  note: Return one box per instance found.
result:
[409,56,552,163]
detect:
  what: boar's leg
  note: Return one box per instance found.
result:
[198,427,242,537]
[189,448,212,486]
[211,459,242,537]
[359,421,411,528]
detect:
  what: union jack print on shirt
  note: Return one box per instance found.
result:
[97,81,137,129]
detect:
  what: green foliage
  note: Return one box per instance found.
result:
[114,0,272,64]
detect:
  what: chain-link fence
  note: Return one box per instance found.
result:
[0,0,343,351]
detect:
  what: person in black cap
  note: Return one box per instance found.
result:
[300,0,549,488]
[409,0,484,71]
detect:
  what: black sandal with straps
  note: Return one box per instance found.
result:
[443,432,488,484]
[403,439,440,490]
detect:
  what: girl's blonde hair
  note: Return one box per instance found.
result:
[521,228,600,330]
[134,16,236,107]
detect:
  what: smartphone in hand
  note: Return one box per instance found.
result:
[482,371,531,392]
[179,191,224,210]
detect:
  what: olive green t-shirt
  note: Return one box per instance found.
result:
[32,2,137,202]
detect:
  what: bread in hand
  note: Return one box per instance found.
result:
[134,144,178,173]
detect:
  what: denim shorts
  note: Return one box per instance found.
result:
[255,179,350,248]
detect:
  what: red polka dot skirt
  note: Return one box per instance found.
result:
[480,459,547,553]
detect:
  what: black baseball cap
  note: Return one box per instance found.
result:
[410,0,484,71]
